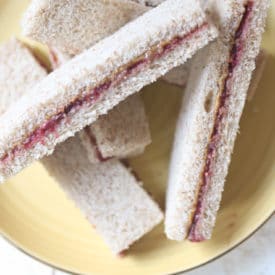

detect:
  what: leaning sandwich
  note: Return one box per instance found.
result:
[0,0,218,182]
[42,138,163,254]
[0,37,163,254]
[22,0,189,87]
[165,0,270,242]
[22,0,152,163]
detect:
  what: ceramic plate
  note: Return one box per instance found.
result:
[0,1,274,274]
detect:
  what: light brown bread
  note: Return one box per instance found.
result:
[0,38,47,116]
[48,22,188,88]
[22,0,149,56]
[43,0,188,87]
[80,94,151,163]
[0,0,218,182]
[50,54,151,163]
[0,38,162,254]
[165,0,270,241]
[42,137,163,254]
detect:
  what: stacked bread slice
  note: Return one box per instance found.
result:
[0,38,163,254]
[22,0,198,87]
[165,0,270,241]
[79,94,151,163]
[42,137,163,254]
[0,0,217,182]
[0,0,270,254]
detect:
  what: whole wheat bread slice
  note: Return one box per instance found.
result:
[42,137,163,254]
[0,38,47,116]
[0,37,163,254]
[80,94,151,163]
[0,0,218,182]
[165,0,270,241]
[48,13,189,88]
[22,0,149,56]
[23,0,203,88]
[50,54,151,163]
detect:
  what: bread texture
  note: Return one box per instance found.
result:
[0,38,47,116]
[42,0,189,87]
[165,0,270,241]
[0,0,218,182]
[23,0,211,89]
[42,137,163,254]
[80,94,151,163]
[22,0,149,56]
[51,54,151,163]
[0,39,161,253]
[49,24,190,90]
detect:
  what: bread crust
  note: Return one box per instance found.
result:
[0,38,161,254]
[22,0,149,56]
[42,136,163,254]
[0,0,217,182]
[50,53,151,163]
[81,94,151,162]
[165,0,270,241]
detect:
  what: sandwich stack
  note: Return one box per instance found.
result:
[0,38,163,254]
[0,0,217,182]
[42,139,163,254]
[165,0,270,242]
[0,0,270,256]
[22,0,202,88]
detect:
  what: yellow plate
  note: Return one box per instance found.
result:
[0,1,275,274]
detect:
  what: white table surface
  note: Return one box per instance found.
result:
[0,216,274,275]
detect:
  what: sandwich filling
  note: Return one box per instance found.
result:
[49,53,109,162]
[84,127,111,162]
[0,22,209,165]
[49,48,60,69]
[188,1,254,241]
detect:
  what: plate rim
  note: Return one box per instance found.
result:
[1,211,274,275]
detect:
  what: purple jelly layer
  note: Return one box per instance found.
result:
[50,51,108,162]
[84,127,111,162]
[0,22,209,165]
[188,2,254,242]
